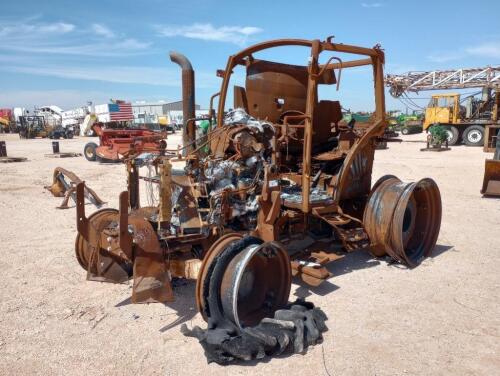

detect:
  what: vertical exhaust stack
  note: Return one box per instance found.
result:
[169,51,196,155]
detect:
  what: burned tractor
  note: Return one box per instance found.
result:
[74,38,442,329]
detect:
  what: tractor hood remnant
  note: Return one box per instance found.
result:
[181,298,327,365]
[45,167,105,209]
[70,38,443,340]
[170,51,196,155]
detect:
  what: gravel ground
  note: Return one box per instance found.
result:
[0,132,499,376]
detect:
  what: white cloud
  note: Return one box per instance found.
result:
[91,23,115,38]
[0,21,75,36]
[427,52,464,63]
[39,22,75,33]
[156,23,262,45]
[1,38,151,56]
[426,40,500,63]
[0,63,219,88]
[361,2,384,8]
[0,18,150,56]
[465,42,500,58]
[5,65,179,86]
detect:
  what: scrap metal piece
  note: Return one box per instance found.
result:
[119,190,174,303]
[0,156,27,163]
[45,167,105,209]
[45,152,82,158]
[129,214,175,303]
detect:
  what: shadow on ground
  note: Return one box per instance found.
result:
[430,244,455,258]
[159,279,198,333]
[115,244,454,333]
[294,243,454,298]
[114,279,198,333]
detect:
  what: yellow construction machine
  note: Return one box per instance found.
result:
[421,91,500,146]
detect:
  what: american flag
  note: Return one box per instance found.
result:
[109,101,133,121]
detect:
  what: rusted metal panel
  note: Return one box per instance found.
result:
[245,59,309,123]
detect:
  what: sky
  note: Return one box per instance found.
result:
[1,0,499,113]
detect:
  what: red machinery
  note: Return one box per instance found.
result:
[0,109,14,133]
[83,123,166,162]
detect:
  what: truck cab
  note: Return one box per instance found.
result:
[424,94,460,131]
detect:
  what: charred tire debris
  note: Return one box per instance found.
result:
[182,299,327,365]
[65,38,444,364]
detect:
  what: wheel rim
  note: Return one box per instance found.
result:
[220,241,291,328]
[198,236,291,328]
[363,176,442,267]
[74,208,119,271]
[85,146,94,159]
[467,130,482,143]
[445,130,454,141]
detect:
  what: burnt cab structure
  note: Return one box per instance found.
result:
[74,38,442,329]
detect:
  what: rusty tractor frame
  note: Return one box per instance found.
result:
[74,38,442,328]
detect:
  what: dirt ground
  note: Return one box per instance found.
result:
[0,132,499,376]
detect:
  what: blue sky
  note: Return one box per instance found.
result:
[1,0,499,112]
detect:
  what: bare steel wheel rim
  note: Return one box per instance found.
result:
[200,236,291,328]
[363,176,442,267]
[74,208,119,271]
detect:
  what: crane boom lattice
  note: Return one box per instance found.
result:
[386,66,500,97]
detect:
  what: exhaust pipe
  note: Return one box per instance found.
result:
[169,51,196,155]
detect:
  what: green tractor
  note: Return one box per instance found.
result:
[395,113,423,135]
